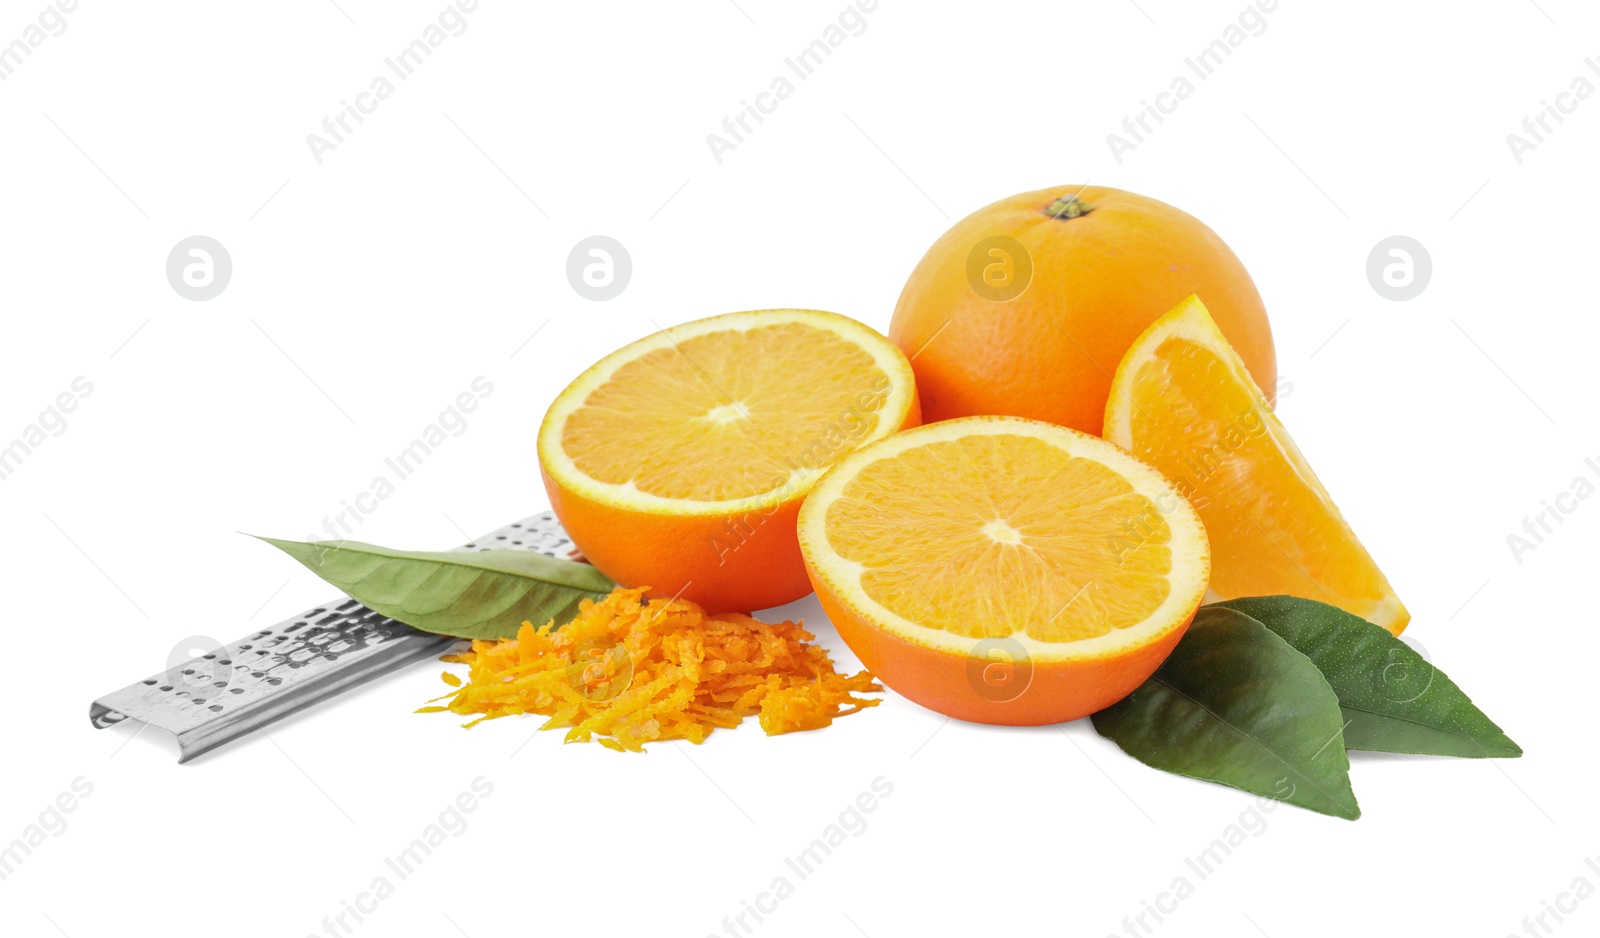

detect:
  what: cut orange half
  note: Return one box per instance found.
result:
[798,415,1210,725]
[539,309,920,613]
[1104,295,1408,634]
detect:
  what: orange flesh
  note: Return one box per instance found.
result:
[822,433,1173,643]
[562,323,890,502]
[1123,333,1401,628]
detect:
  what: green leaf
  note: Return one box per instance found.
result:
[1214,596,1521,759]
[255,536,615,641]
[1092,606,1361,820]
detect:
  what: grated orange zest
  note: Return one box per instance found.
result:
[424,586,882,751]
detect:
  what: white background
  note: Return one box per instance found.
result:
[1,1,1594,936]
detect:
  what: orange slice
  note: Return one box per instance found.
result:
[539,309,920,613]
[798,415,1210,724]
[1104,295,1408,634]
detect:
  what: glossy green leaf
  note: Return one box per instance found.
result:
[1215,596,1521,759]
[255,536,615,641]
[1093,606,1360,820]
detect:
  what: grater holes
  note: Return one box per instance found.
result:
[97,516,575,750]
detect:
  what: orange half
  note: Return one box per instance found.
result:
[539,309,920,612]
[798,416,1210,724]
[1104,295,1408,633]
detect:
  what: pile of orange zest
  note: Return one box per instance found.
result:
[418,586,882,752]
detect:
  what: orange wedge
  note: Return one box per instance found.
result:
[539,309,920,613]
[798,415,1210,724]
[1104,295,1408,634]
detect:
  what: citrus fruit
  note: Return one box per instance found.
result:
[538,309,920,613]
[889,185,1276,436]
[797,415,1210,725]
[1104,295,1408,634]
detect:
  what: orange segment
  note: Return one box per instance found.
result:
[539,309,920,613]
[1104,295,1408,634]
[798,416,1210,725]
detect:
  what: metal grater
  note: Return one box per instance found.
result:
[89,512,581,763]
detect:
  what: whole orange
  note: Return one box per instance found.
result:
[889,186,1276,436]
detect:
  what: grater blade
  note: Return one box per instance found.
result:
[89,512,582,763]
